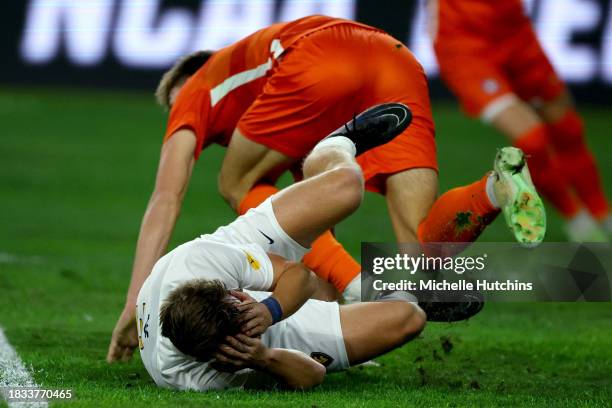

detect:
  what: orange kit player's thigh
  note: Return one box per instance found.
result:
[434,39,515,119]
[354,29,438,193]
[237,24,372,159]
[504,24,565,104]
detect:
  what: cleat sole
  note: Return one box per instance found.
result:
[495,147,547,246]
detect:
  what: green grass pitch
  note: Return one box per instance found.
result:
[0,88,611,407]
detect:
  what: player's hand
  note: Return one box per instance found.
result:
[213,334,269,371]
[231,291,273,337]
[106,305,139,363]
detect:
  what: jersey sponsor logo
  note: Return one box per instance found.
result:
[310,352,334,367]
[245,252,261,270]
[137,302,150,350]
[258,229,274,245]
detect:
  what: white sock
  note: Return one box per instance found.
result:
[342,275,361,304]
[377,291,418,303]
[485,172,500,209]
[312,136,356,157]
[565,209,608,242]
[601,214,612,234]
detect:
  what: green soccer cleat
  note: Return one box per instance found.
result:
[493,147,547,246]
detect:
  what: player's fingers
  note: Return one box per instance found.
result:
[235,333,257,346]
[121,347,134,363]
[213,352,231,364]
[107,340,126,363]
[106,345,119,363]
[236,302,257,311]
[213,353,245,369]
[230,290,254,302]
[224,336,250,353]
[220,344,247,360]
[237,309,255,323]
[245,325,264,337]
[241,317,261,333]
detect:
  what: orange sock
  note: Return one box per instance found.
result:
[239,184,360,293]
[514,124,580,218]
[238,184,280,215]
[417,174,500,244]
[548,110,609,220]
[302,231,361,293]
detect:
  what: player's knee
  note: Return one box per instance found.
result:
[397,303,426,343]
[218,175,248,210]
[328,166,364,214]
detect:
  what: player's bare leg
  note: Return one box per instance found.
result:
[340,298,426,365]
[273,103,412,248]
[537,90,610,240]
[220,129,363,299]
[219,129,297,211]
[489,97,541,139]
[385,168,438,243]
[273,145,364,247]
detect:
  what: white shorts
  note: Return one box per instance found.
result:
[248,290,350,372]
[205,197,309,262]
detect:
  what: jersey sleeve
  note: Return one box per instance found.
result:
[158,341,278,391]
[163,83,210,160]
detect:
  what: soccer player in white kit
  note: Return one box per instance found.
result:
[136,104,480,391]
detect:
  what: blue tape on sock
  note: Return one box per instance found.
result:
[261,296,283,325]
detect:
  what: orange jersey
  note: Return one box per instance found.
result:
[165,15,377,157]
[432,0,564,117]
[166,15,437,194]
[432,0,530,51]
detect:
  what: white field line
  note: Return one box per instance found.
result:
[0,327,47,408]
[0,252,43,266]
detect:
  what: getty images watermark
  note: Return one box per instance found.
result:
[361,243,612,302]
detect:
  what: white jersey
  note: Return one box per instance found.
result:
[137,198,348,391]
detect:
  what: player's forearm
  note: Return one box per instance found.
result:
[258,348,325,390]
[125,192,182,305]
[271,263,318,320]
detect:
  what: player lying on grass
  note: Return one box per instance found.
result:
[136,105,486,391]
[108,15,546,363]
[430,0,611,241]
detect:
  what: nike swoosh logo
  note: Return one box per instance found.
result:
[381,111,403,125]
[258,229,274,244]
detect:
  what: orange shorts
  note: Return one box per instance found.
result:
[434,23,565,119]
[237,24,437,194]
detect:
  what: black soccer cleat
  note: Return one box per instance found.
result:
[418,291,484,323]
[324,103,412,156]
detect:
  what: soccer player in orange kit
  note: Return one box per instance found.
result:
[107,15,545,363]
[430,0,610,241]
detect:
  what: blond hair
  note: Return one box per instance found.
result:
[155,50,213,109]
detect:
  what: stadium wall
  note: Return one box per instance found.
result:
[2,0,612,104]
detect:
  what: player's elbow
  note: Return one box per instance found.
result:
[285,362,326,390]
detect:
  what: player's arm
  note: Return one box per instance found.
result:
[237,254,318,336]
[107,129,196,363]
[214,334,326,390]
